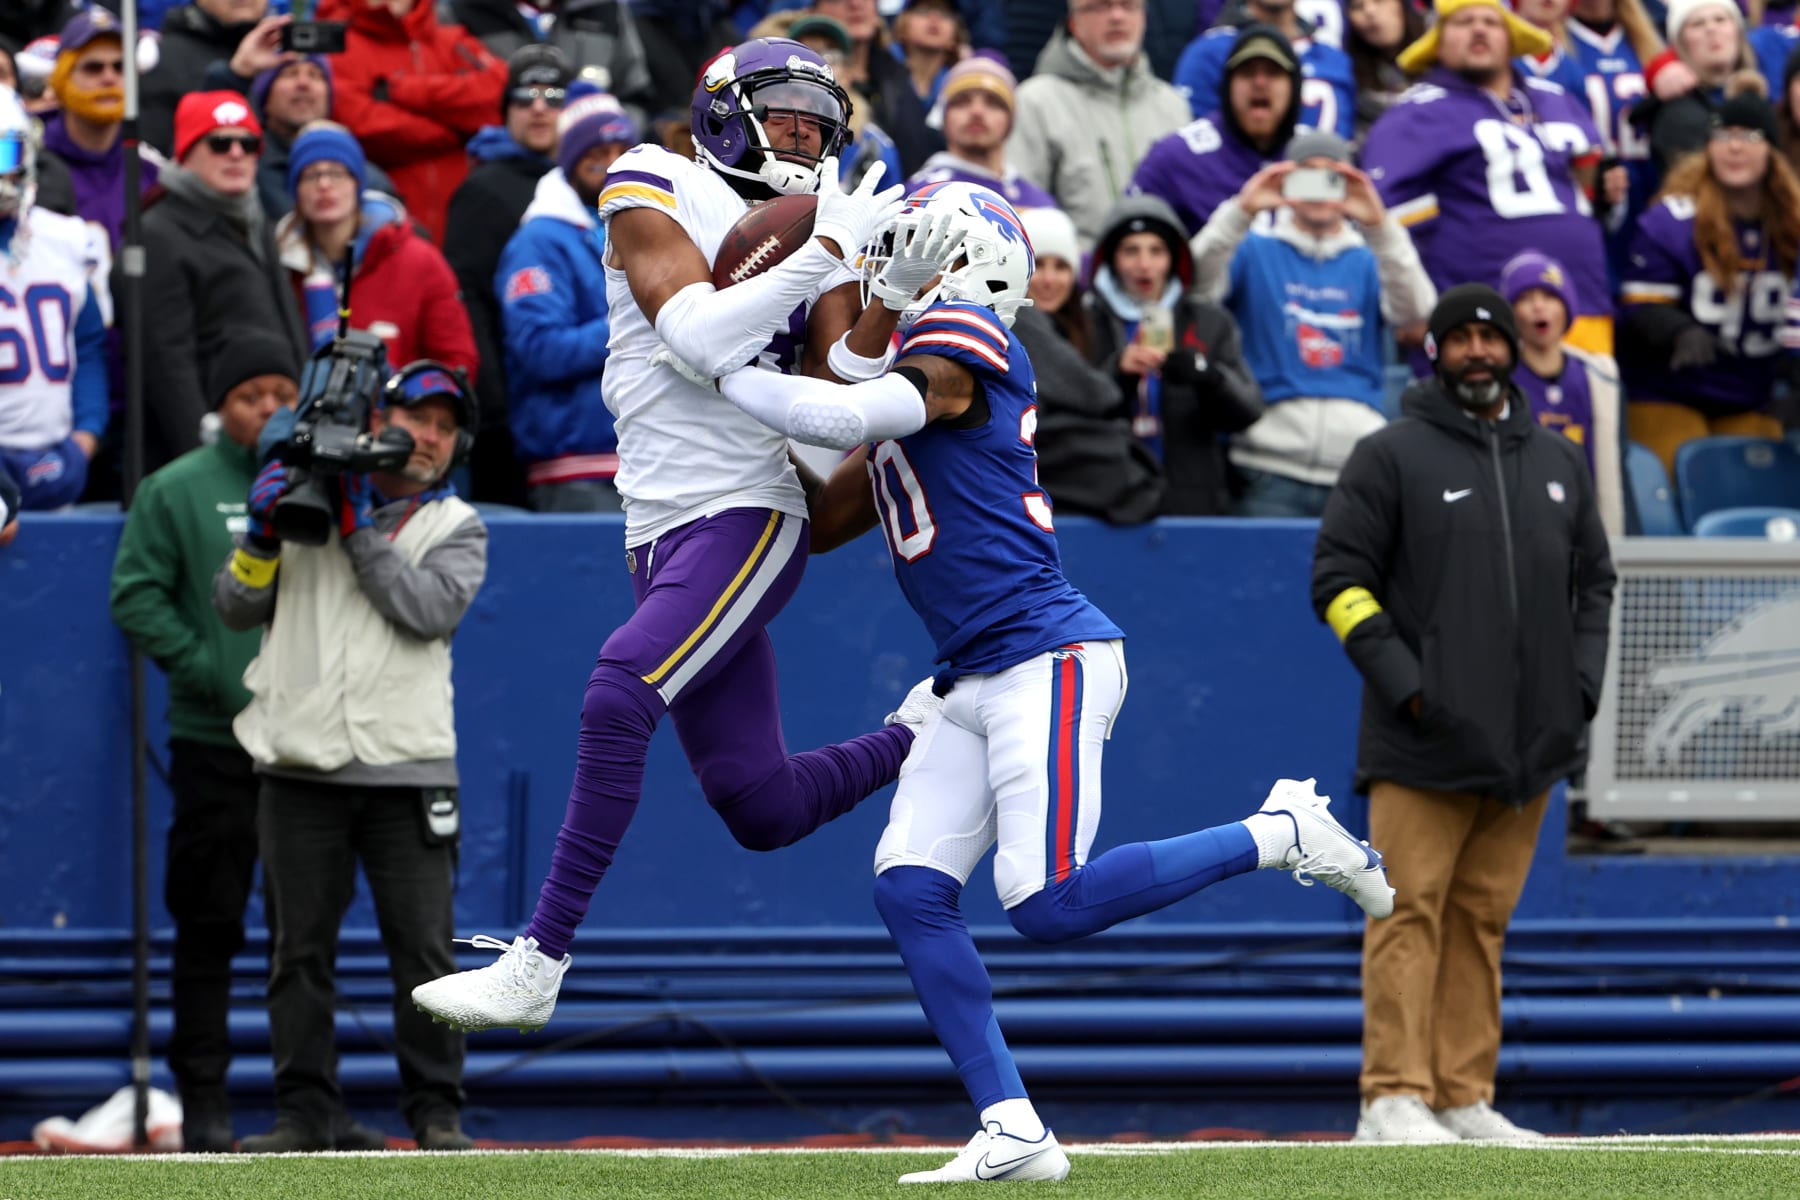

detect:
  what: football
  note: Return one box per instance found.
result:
[711,194,818,288]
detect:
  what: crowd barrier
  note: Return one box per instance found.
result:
[1,514,1796,1140]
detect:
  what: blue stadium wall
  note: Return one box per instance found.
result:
[2,514,1797,1143]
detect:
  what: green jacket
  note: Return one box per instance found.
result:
[110,437,263,746]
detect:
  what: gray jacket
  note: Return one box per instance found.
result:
[212,492,488,788]
[1007,28,1191,246]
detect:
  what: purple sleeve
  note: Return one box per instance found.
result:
[1620,202,1692,306]
[1360,101,1440,217]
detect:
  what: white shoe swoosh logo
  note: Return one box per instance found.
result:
[975,1152,1036,1180]
[1442,488,1473,503]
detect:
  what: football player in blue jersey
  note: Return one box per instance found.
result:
[673,182,1397,1184]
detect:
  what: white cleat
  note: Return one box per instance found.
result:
[1434,1100,1545,1140]
[411,934,571,1033]
[899,1124,1071,1184]
[1261,777,1395,919]
[885,676,942,734]
[1354,1095,1461,1144]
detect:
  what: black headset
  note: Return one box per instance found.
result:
[381,360,476,469]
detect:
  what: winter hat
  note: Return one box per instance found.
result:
[1398,0,1552,76]
[249,56,334,123]
[940,57,1017,113]
[1225,24,1300,75]
[502,43,573,120]
[1284,128,1354,164]
[1664,0,1742,44]
[1425,283,1519,364]
[208,329,300,410]
[556,83,638,178]
[1500,250,1577,321]
[287,121,368,196]
[1714,91,1781,143]
[173,91,262,163]
[1021,206,1080,269]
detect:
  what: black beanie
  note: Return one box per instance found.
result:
[209,330,300,409]
[503,43,573,120]
[1714,92,1781,145]
[1426,283,1518,366]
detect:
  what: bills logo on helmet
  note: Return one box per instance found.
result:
[973,195,1033,268]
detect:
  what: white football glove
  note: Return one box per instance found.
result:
[867,210,968,312]
[649,347,719,391]
[811,158,904,263]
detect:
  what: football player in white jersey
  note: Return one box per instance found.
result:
[413,38,963,1035]
[0,87,111,513]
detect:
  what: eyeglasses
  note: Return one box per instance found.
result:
[298,166,355,187]
[508,86,567,108]
[76,59,124,77]
[1710,127,1767,145]
[205,133,262,156]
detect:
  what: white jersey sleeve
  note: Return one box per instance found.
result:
[594,145,816,546]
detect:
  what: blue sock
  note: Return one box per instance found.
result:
[1009,824,1258,943]
[873,866,1026,1112]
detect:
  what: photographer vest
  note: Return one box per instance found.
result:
[234,495,476,774]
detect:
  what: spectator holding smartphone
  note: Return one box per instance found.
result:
[1190,130,1436,517]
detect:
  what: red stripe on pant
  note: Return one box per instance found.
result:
[1052,654,1078,884]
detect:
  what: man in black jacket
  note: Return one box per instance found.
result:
[1312,284,1615,1146]
[141,0,269,156]
[126,90,306,470]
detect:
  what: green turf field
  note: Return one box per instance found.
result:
[2,1140,1797,1200]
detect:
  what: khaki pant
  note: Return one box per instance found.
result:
[1359,782,1549,1108]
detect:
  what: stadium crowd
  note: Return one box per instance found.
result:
[0,0,1798,534]
[0,0,1797,1156]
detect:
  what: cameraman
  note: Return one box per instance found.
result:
[212,361,487,1153]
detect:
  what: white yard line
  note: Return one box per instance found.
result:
[5,1134,1800,1163]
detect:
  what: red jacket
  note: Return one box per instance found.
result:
[281,206,480,382]
[316,0,507,244]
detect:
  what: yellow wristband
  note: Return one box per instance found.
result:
[230,547,279,589]
[1326,586,1383,643]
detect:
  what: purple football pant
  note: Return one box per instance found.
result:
[524,508,913,960]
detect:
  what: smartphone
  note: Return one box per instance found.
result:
[280,20,348,55]
[1283,166,1347,203]
[1136,306,1174,352]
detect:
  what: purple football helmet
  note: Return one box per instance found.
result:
[691,38,852,198]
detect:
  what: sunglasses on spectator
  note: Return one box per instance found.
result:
[206,133,262,156]
[1709,127,1766,145]
[508,86,567,108]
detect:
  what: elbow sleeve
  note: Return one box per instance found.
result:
[653,242,839,378]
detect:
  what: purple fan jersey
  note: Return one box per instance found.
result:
[1128,114,1273,236]
[904,154,1057,211]
[870,300,1122,685]
[1620,197,1788,412]
[1362,69,1610,320]
[1515,355,1597,476]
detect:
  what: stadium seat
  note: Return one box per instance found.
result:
[1625,441,1683,535]
[1689,506,1800,539]
[1674,436,1800,526]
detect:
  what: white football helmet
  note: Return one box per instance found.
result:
[0,87,35,221]
[861,181,1035,328]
